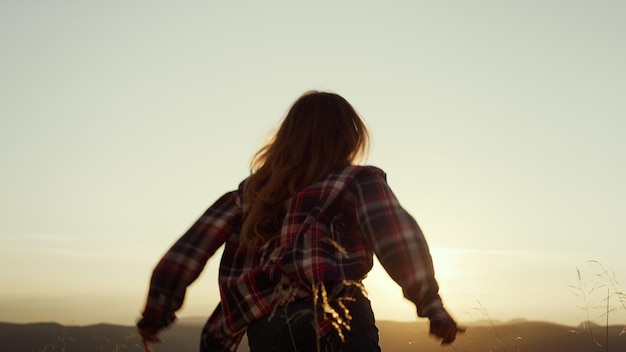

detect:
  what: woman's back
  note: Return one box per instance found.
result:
[137,91,462,352]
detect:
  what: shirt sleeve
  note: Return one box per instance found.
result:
[140,190,243,327]
[352,168,444,318]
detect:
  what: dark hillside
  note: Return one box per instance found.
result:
[2,320,626,351]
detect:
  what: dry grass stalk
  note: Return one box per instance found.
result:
[474,301,506,352]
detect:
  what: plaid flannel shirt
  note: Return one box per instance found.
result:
[140,165,443,351]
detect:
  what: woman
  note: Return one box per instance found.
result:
[137,91,462,351]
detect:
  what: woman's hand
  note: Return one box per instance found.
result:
[428,309,466,344]
[138,327,162,352]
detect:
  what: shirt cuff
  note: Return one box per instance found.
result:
[137,314,176,330]
[417,299,445,318]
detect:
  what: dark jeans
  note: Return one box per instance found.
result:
[246,292,381,352]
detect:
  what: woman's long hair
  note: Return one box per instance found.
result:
[240,91,370,246]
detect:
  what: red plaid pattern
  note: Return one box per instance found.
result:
[140,166,443,351]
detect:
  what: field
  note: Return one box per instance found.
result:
[2,319,626,352]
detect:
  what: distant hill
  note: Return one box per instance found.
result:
[2,320,626,351]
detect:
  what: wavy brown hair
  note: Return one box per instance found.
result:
[240,91,370,246]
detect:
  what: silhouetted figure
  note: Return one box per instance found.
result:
[137,91,462,351]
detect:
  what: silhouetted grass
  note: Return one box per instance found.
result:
[569,261,626,352]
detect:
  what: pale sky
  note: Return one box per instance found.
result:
[1,1,625,328]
